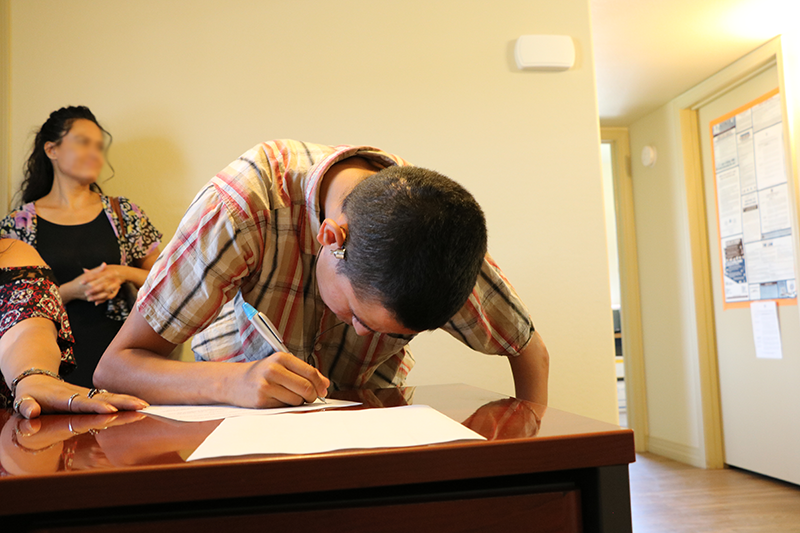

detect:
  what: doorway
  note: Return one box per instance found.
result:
[600,141,625,425]
[601,127,648,451]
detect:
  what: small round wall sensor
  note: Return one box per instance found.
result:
[641,146,657,168]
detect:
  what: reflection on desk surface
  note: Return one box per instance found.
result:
[0,383,623,478]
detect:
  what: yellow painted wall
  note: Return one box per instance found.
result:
[0,0,8,210]
[629,105,705,463]
[5,0,618,422]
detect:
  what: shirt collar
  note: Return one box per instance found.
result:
[305,145,404,248]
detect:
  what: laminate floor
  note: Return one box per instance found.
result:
[630,453,800,532]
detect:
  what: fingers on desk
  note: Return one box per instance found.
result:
[69,392,149,414]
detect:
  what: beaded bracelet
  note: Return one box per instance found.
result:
[10,368,63,397]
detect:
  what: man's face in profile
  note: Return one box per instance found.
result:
[315,245,418,337]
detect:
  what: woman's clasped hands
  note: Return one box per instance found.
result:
[61,262,128,305]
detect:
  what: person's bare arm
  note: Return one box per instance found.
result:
[129,248,160,286]
[507,331,549,405]
[94,307,330,407]
[0,239,147,418]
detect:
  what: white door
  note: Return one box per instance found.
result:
[698,64,800,484]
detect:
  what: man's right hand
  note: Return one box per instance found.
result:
[232,352,330,408]
[95,307,330,408]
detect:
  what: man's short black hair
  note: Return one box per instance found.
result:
[339,165,487,331]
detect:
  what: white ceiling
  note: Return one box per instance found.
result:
[591,0,800,126]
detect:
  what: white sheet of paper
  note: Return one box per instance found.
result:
[187,404,485,461]
[751,300,783,359]
[140,398,360,422]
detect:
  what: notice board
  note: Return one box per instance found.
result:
[709,88,798,309]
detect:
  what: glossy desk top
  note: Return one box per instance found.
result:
[0,384,634,516]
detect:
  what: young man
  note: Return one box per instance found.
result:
[95,140,549,407]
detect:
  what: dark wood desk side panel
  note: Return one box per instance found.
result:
[32,491,583,533]
[1,432,633,517]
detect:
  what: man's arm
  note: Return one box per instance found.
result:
[94,307,329,407]
[507,331,549,405]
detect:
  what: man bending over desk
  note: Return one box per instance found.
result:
[95,140,549,407]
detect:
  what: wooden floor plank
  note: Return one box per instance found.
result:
[630,453,800,532]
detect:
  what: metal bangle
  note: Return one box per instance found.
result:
[10,368,63,397]
[11,430,61,454]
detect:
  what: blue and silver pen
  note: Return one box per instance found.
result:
[242,302,327,404]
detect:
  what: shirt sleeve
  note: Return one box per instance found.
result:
[137,160,272,345]
[440,254,535,357]
[116,197,163,260]
[0,208,35,245]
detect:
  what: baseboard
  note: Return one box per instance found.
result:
[646,435,706,468]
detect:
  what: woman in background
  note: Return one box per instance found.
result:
[0,238,147,418]
[0,106,162,387]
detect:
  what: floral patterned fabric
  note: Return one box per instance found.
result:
[0,196,162,321]
[0,266,75,404]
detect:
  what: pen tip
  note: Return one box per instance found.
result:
[242,302,257,320]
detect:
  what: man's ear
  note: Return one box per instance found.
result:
[317,218,348,248]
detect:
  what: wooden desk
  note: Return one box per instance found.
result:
[0,384,634,532]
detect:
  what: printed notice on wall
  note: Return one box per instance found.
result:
[710,89,798,309]
[750,301,783,359]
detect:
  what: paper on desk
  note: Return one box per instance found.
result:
[751,300,783,359]
[187,404,485,461]
[140,398,360,422]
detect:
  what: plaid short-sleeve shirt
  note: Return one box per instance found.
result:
[139,140,534,391]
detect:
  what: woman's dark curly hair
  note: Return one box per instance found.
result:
[19,105,112,204]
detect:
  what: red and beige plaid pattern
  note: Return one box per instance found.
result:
[139,140,534,391]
